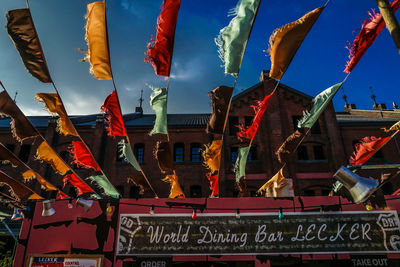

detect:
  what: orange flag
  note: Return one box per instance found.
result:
[35,93,78,136]
[22,170,58,191]
[162,174,184,198]
[84,2,112,79]
[257,168,286,195]
[202,140,222,172]
[36,141,70,175]
[268,6,325,80]
[0,90,39,142]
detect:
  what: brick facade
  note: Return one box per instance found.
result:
[1,72,399,199]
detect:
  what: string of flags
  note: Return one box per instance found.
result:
[0,0,398,208]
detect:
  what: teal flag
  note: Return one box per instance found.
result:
[88,175,120,198]
[148,85,168,135]
[234,146,251,182]
[297,83,341,129]
[215,0,261,77]
[118,139,141,171]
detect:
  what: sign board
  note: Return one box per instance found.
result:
[27,254,103,267]
[117,211,400,255]
[135,257,172,267]
[350,254,389,266]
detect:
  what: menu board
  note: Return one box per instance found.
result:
[27,254,103,267]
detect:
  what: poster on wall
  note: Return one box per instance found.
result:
[26,254,103,267]
[117,211,400,255]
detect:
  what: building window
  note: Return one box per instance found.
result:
[313,145,325,160]
[190,185,202,198]
[248,146,257,161]
[382,182,393,195]
[134,143,145,163]
[292,116,302,130]
[19,144,31,163]
[68,187,77,198]
[129,186,140,198]
[244,116,253,127]
[174,143,184,162]
[60,151,69,163]
[116,185,124,197]
[321,189,331,196]
[5,144,15,153]
[231,147,238,163]
[311,120,321,135]
[304,189,315,196]
[229,116,239,136]
[372,149,384,159]
[116,148,126,164]
[297,145,309,161]
[190,143,201,162]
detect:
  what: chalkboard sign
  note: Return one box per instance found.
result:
[116,211,400,256]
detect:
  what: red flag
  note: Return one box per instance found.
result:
[350,136,392,165]
[56,191,68,199]
[237,92,274,141]
[69,141,100,171]
[345,0,400,73]
[101,90,127,136]
[206,172,219,197]
[63,173,94,196]
[144,0,181,76]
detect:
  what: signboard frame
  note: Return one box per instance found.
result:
[117,210,400,256]
[26,254,104,267]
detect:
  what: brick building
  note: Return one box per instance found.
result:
[1,71,399,199]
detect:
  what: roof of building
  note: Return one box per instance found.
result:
[0,113,211,129]
[232,80,313,102]
[336,113,399,126]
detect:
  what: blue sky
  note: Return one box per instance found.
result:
[0,0,399,116]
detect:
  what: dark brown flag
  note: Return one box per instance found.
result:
[154,141,174,173]
[0,142,24,167]
[0,91,39,142]
[207,86,233,134]
[6,8,52,83]
[276,130,305,164]
[0,170,42,201]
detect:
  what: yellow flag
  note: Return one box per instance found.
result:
[28,193,44,200]
[257,168,286,194]
[202,140,222,172]
[84,2,112,79]
[384,120,400,132]
[36,141,70,175]
[162,174,184,198]
[268,6,324,80]
[35,93,78,136]
[22,170,57,191]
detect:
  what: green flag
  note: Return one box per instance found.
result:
[88,175,120,198]
[215,0,261,77]
[148,85,168,135]
[297,83,341,129]
[118,139,141,171]
[234,146,251,182]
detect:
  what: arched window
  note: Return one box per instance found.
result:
[231,147,238,163]
[116,185,125,197]
[190,185,202,198]
[190,143,201,162]
[134,143,145,163]
[19,144,31,163]
[174,143,184,162]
